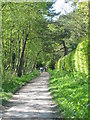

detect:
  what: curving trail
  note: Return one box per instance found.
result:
[2,72,61,120]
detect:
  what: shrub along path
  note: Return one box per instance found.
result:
[2,72,61,119]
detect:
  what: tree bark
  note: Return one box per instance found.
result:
[31,50,41,72]
[17,33,29,77]
[17,33,21,68]
[24,50,28,74]
[61,40,68,56]
[9,29,12,63]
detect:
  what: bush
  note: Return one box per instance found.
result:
[56,40,88,75]
[49,39,88,118]
[49,70,88,118]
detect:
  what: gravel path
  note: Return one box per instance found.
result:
[2,72,61,120]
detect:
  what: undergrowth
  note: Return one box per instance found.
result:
[49,70,88,118]
[1,70,40,105]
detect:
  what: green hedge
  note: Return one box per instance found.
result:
[56,40,88,75]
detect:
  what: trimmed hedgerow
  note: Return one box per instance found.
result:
[49,39,88,118]
[56,40,88,75]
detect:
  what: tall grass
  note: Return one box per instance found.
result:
[49,70,88,118]
[1,70,40,104]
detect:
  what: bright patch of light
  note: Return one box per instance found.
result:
[79,0,87,2]
[52,0,73,14]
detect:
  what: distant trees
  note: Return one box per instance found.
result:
[2,2,53,77]
[2,1,88,78]
[45,0,88,58]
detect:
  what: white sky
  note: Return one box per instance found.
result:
[45,0,87,21]
[52,0,87,14]
[52,0,73,14]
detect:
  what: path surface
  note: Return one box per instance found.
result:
[2,72,61,120]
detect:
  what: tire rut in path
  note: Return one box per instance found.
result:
[2,72,61,119]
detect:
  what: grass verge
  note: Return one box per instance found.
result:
[1,70,40,105]
[49,70,88,118]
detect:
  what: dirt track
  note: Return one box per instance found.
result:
[2,72,61,120]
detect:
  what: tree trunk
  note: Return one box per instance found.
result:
[17,33,21,69]
[17,33,29,77]
[9,30,12,63]
[61,40,68,56]
[31,50,41,72]
[24,52,28,74]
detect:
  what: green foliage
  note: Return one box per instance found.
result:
[49,70,88,118]
[2,1,88,77]
[74,39,88,74]
[2,2,52,76]
[48,59,56,70]
[56,40,88,75]
[47,0,88,58]
[1,70,40,104]
[50,37,89,118]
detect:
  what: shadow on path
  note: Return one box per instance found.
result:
[2,72,61,119]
